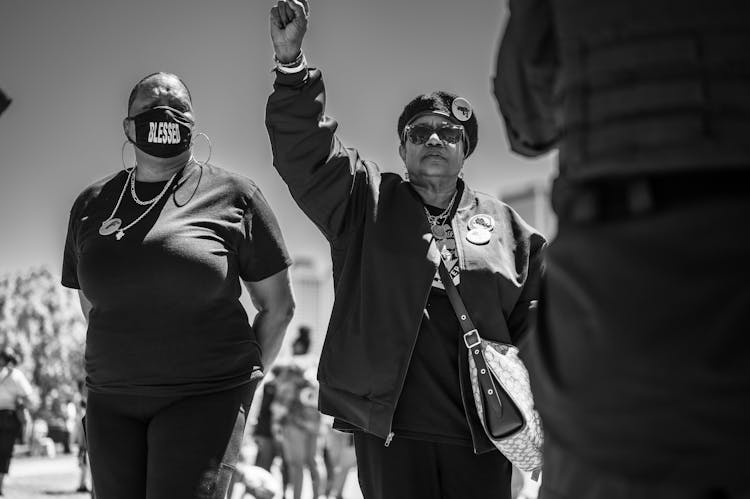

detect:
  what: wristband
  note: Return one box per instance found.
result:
[273,52,307,74]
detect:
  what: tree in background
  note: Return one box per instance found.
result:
[0,266,86,423]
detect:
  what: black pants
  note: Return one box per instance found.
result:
[529,191,750,495]
[353,432,512,499]
[0,411,20,473]
[86,382,258,499]
[540,438,750,499]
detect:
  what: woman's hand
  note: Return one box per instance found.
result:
[270,0,309,63]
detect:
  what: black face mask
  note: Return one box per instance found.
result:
[127,106,194,158]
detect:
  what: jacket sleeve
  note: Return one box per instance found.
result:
[508,233,547,346]
[266,68,377,242]
[493,0,560,157]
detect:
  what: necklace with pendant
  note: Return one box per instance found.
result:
[424,190,457,239]
[99,166,181,240]
[430,223,449,238]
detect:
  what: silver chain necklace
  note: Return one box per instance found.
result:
[130,168,168,206]
[423,190,457,239]
[98,166,181,241]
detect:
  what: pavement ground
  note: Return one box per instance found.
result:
[3,454,91,499]
[2,451,363,499]
[3,446,532,498]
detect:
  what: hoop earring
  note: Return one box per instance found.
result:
[190,132,212,167]
[121,140,136,172]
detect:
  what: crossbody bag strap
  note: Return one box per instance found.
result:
[438,259,525,438]
[437,259,480,346]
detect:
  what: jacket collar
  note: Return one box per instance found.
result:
[456,178,477,212]
[402,177,476,215]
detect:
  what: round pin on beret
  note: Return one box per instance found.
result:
[451,97,473,122]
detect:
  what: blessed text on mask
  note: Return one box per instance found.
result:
[148,121,181,144]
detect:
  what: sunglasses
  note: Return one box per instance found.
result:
[403,123,465,146]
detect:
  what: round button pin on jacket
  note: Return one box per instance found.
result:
[468,214,495,231]
[466,227,491,245]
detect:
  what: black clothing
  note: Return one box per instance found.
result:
[62,163,291,396]
[532,195,750,482]
[253,382,277,438]
[353,431,512,499]
[266,68,546,452]
[391,289,473,447]
[86,381,258,499]
[494,0,750,179]
[495,0,750,489]
[541,436,750,499]
[391,204,473,446]
[0,411,20,473]
[0,88,10,118]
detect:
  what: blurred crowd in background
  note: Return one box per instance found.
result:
[0,267,91,495]
[0,267,536,499]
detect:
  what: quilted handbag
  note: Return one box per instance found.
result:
[438,261,543,474]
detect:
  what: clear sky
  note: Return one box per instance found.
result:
[0,0,555,274]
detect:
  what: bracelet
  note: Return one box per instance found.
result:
[275,51,303,67]
[273,52,307,74]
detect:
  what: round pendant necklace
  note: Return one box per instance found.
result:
[424,190,457,239]
[98,218,122,236]
[98,168,132,237]
[430,223,449,238]
[99,166,181,240]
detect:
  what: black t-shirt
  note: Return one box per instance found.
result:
[62,163,292,396]
[391,202,473,446]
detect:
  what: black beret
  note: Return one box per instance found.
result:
[397,91,478,157]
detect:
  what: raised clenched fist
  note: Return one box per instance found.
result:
[269,0,309,64]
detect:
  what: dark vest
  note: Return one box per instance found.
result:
[553,0,750,179]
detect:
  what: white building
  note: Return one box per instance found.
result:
[500,180,557,238]
[239,256,333,362]
[285,256,334,358]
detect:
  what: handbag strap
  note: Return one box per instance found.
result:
[438,259,509,424]
[437,259,483,351]
[439,257,543,478]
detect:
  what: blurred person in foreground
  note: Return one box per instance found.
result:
[266,2,546,498]
[494,1,750,497]
[62,72,295,499]
[0,348,37,496]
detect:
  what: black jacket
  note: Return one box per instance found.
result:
[267,68,546,453]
